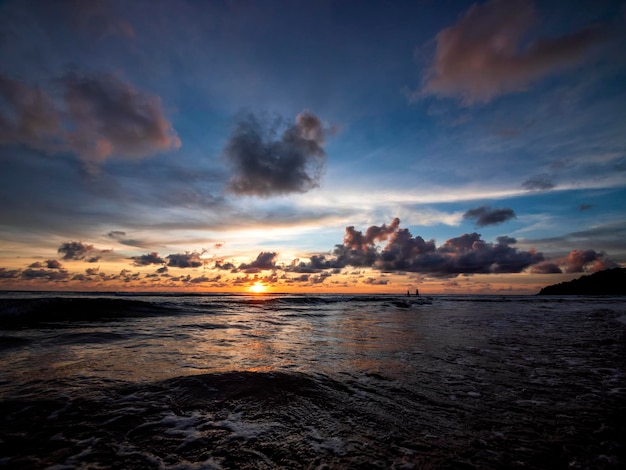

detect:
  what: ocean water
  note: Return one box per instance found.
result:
[0,292,624,469]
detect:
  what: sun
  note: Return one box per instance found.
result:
[249,282,267,294]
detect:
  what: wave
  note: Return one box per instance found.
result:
[1,369,623,469]
[0,297,179,328]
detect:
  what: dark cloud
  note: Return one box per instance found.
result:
[496,236,517,245]
[166,252,204,268]
[190,274,222,284]
[420,0,611,104]
[531,249,617,274]
[297,219,545,277]
[224,111,331,197]
[522,175,555,191]
[29,259,64,269]
[106,230,149,248]
[214,260,236,271]
[463,205,516,227]
[239,252,278,273]
[579,204,594,211]
[45,259,64,269]
[21,268,69,281]
[0,71,180,169]
[107,231,126,239]
[0,268,20,279]
[131,252,165,266]
[58,241,97,261]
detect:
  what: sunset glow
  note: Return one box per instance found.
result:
[249,282,267,294]
[0,0,624,294]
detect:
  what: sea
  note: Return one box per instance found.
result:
[0,292,624,469]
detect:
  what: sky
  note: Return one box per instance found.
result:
[0,0,625,294]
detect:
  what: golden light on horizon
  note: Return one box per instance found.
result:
[249,282,267,294]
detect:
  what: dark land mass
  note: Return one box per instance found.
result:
[538,267,626,295]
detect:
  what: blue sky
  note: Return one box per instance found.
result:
[0,0,624,293]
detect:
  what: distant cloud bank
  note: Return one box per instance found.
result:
[0,219,619,289]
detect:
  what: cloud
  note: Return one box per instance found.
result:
[29,259,64,269]
[58,241,108,262]
[166,252,204,268]
[107,231,126,239]
[0,71,180,168]
[64,0,135,39]
[224,111,331,197]
[0,268,20,279]
[214,260,236,271]
[420,0,611,104]
[106,231,150,248]
[531,249,617,274]
[62,72,181,167]
[239,251,278,273]
[463,205,516,227]
[0,74,62,152]
[190,274,222,284]
[21,268,69,281]
[522,175,555,191]
[300,219,545,276]
[131,252,166,266]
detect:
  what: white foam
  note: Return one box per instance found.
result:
[212,412,278,440]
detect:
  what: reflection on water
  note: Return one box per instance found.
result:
[1,294,625,468]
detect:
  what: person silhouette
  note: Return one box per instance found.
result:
[415,288,419,297]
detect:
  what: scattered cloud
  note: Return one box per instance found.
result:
[21,268,69,281]
[190,274,222,284]
[293,219,545,277]
[29,259,64,269]
[224,111,332,197]
[531,249,617,274]
[106,231,150,248]
[463,205,516,227]
[0,268,20,279]
[239,251,278,273]
[58,241,109,262]
[131,252,165,266]
[107,231,126,239]
[522,175,555,191]
[166,252,204,268]
[419,0,611,104]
